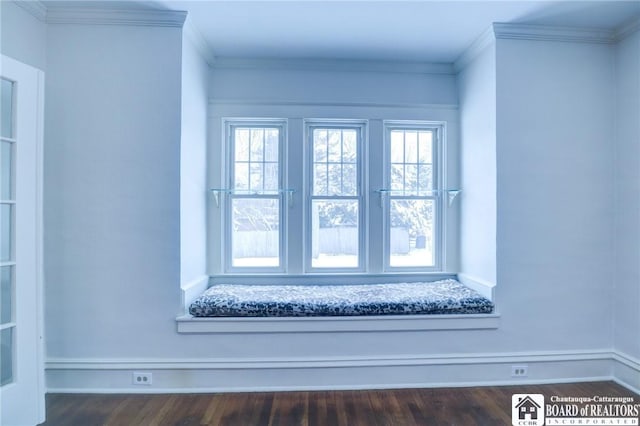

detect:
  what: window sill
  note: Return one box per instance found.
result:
[208,272,458,285]
[176,312,500,334]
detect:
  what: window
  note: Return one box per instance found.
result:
[223,120,286,272]
[306,122,365,272]
[214,117,451,276]
[384,122,443,271]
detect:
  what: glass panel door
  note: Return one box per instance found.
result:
[1,54,45,426]
[0,77,15,387]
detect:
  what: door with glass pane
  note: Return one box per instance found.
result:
[0,55,45,426]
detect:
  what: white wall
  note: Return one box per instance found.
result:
[457,41,497,286]
[495,38,614,352]
[40,18,635,392]
[180,27,209,287]
[209,62,458,106]
[44,23,184,358]
[0,1,46,70]
[202,47,613,359]
[613,28,640,360]
[207,61,460,275]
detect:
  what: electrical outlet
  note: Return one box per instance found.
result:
[132,372,152,385]
[511,365,528,377]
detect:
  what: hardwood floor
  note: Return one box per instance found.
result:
[42,381,638,426]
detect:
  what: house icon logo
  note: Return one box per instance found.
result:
[512,394,544,426]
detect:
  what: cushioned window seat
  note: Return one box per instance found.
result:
[188,279,493,318]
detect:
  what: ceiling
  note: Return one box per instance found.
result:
[56,1,640,62]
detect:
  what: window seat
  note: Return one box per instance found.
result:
[188,279,493,318]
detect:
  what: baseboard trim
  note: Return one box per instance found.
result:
[612,351,640,370]
[45,350,616,394]
[613,377,640,396]
[47,376,616,395]
[46,350,613,370]
[612,351,640,394]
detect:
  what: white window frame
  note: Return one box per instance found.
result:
[222,119,288,274]
[383,121,446,273]
[211,114,454,278]
[304,120,367,273]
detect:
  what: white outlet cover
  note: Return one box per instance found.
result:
[511,365,528,377]
[132,372,153,385]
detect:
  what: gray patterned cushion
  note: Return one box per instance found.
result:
[189,279,493,317]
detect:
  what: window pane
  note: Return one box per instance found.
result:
[418,165,432,192]
[0,266,11,325]
[327,130,341,163]
[250,129,264,162]
[391,165,404,191]
[313,129,327,162]
[1,79,13,139]
[234,162,248,190]
[405,165,418,193]
[405,131,418,163]
[311,199,358,268]
[249,163,262,191]
[389,199,434,267]
[418,131,432,163]
[0,204,11,262]
[234,127,280,193]
[231,198,279,267]
[314,128,359,197]
[390,131,404,163]
[264,129,279,162]
[389,129,434,195]
[327,164,341,195]
[342,164,357,196]
[264,163,278,191]
[235,129,250,162]
[313,164,327,195]
[1,141,12,200]
[0,327,13,386]
[342,130,357,162]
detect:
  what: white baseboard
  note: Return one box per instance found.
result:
[46,350,617,394]
[612,351,640,394]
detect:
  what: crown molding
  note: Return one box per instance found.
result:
[46,6,187,27]
[493,23,615,44]
[184,17,215,66]
[211,57,454,75]
[12,0,47,22]
[614,17,640,42]
[454,25,496,73]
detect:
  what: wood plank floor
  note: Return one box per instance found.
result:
[42,381,638,426]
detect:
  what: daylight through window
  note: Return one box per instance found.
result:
[226,122,285,271]
[386,125,440,269]
[219,119,446,274]
[308,124,364,270]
